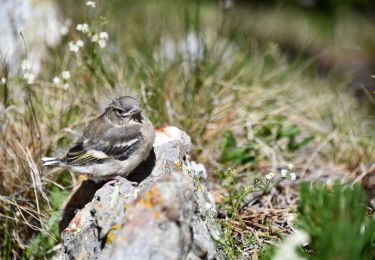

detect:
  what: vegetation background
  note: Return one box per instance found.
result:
[0,0,374,258]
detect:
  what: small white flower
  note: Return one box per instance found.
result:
[86,1,96,8]
[98,39,107,48]
[53,76,60,85]
[265,172,275,180]
[76,40,84,47]
[290,172,297,181]
[76,24,83,31]
[99,32,109,40]
[21,60,31,71]
[1,77,6,84]
[23,73,35,84]
[281,169,288,178]
[69,41,79,52]
[81,23,89,33]
[62,71,71,80]
[91,34,99,42]
[287,163,294,169]
[76,23,89,33]
[63,83,70,90]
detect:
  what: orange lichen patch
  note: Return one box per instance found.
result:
[138,186,163,208]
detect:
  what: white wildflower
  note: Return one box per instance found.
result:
[1,77,6,84]
[53,76,60,85]
[76,40,84,47]
[23,73,35,84]
[290,172,297,181]
[21,60,31,72]
[62,71,71,80]
[86,1,96,8]
[63,83,70,90]
[91,34,99,42]
[69,41,79,52]
[281,169,288,178]
[76,24,83,31]
[288,163,294,169]
[98,39,107,48]
[265,172,275,180]
[99,32,109,40]
[76,23,89,33]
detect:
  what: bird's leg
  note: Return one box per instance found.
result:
[106,175,139,187]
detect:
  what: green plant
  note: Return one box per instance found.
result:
[297,182,375,259]
[262,182,375,260]
[220,131,258,165]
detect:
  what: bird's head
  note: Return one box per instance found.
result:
[105,96,143,125]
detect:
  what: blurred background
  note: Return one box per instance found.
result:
[0,0,374,258]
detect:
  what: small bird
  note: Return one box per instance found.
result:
[42,96,155,181]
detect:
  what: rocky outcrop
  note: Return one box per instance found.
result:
[56,126,220,259]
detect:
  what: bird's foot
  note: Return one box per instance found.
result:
[106,175,138,187]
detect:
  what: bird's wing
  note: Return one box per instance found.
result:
[62,125,143,166]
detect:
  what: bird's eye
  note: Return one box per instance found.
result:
[115,108,123,115]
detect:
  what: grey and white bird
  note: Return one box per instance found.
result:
[42,96,155,181]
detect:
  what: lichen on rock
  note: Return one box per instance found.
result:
[56,126,219,259]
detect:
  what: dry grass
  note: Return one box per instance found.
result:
[0,0,374,258]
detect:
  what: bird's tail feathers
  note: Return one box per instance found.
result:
[42,157,62,167]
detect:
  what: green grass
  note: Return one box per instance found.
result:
[261,183,375,260]
[0,0,374,258]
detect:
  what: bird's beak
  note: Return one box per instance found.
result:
[125,108,142,118]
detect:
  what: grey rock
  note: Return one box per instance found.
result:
[58,126,219,260]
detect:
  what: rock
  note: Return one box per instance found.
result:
[0,0,63,75]
[57,126,219,259]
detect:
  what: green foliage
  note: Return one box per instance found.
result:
[220,131,257,165]
[296,182,375,260]
[22,187,70,259]
[220,121,314,166]
[261,182,375,259]
[214,169,255,258]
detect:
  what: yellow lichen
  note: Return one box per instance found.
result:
[155,210,161,219]
[106,231,116,244]
[111,223,121,231]
[175,161,182,169]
